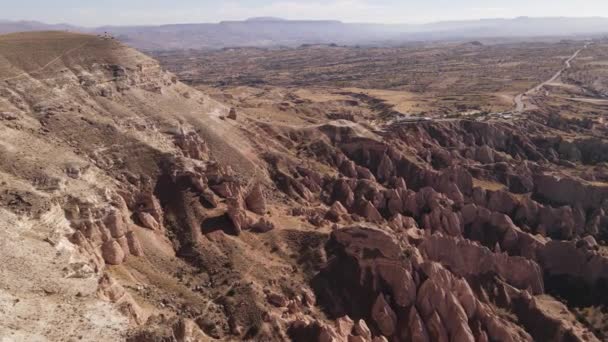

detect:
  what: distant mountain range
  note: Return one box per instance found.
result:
[1,17,608,51]
[0,20,77,34]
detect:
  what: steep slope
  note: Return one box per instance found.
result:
[0,31,263,340]
[1,31,607,342]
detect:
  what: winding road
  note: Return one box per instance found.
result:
[514,42,591,113]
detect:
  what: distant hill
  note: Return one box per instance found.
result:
[1,17,607,50]
[0,20,76,34]
[244,17,288,22]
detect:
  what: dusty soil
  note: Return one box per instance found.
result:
[153,41,580,117]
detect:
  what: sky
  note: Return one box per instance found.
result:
[3,0,608,27]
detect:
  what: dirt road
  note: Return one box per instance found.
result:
[0,42,88,82]
[514,42,590,113]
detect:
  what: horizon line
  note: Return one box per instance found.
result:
[3,15,608,29]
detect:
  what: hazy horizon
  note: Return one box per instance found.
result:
[5,15,608,29]
[4,0,608,27]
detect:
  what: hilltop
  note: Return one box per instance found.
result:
[245,17,288,22]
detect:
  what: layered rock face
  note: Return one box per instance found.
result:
[1,32,608,341]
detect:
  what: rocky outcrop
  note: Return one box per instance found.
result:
[313,227,542,342]
[101,240,126,265]
[534,173,608,210]
[250,217,275,233]
[371,294,397,337]
[67,201,144,267]
[174,131,210,161]
[419,235,544,294]
[98,273,146,324]
[326,201,349,223]
[358,200,384,223]
[172,318,211,342]
[539,240,608,305]
[289,316,378,342]
[226,197,250,235]
[245,183,267,215]
[460,203,547,259]
[228,107,238,120]
[137,212,160,231]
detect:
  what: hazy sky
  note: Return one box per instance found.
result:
[4,0,608,26]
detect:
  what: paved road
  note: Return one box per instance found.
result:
[514,42,590,113]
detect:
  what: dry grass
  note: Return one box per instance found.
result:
[473,178,507,191]
[0,31,96,78]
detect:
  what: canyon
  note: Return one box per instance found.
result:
[0,31,608,341]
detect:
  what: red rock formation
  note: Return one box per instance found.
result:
[245,183,267,215]
[98,274,146,324]
[314,227,542,342]
[534,173,608,210]
[226,197,250,235]
[420,235,544,294]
